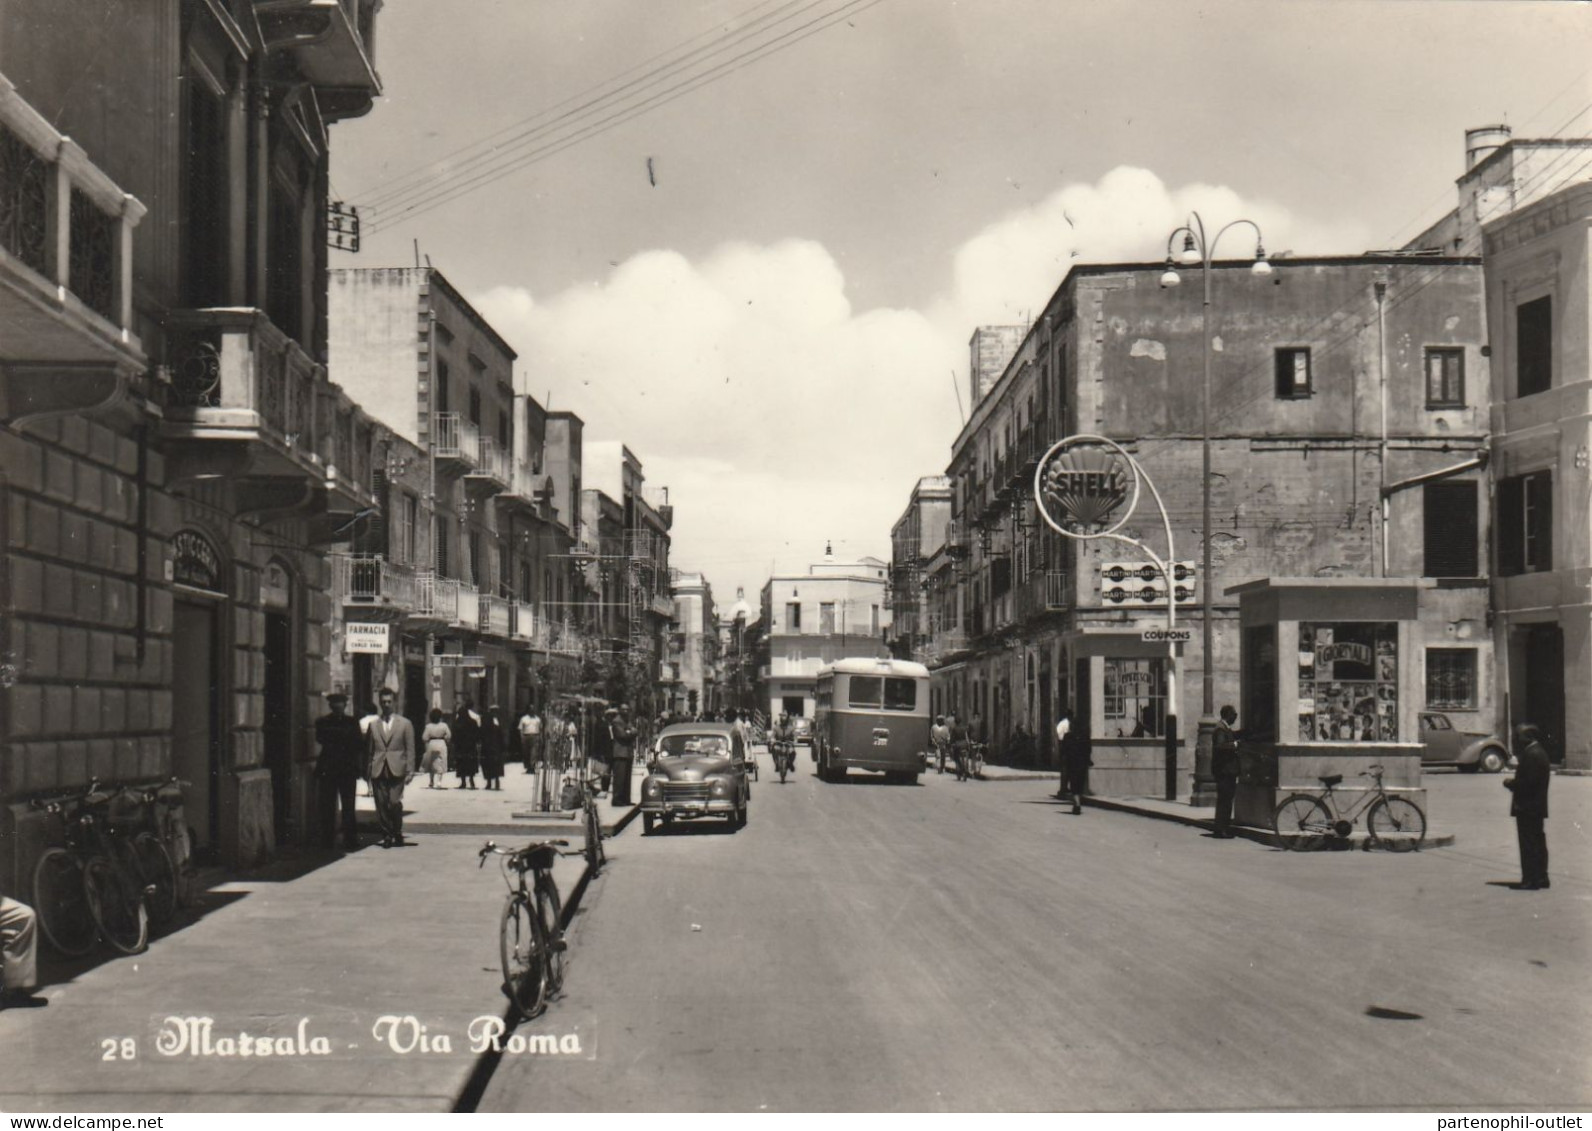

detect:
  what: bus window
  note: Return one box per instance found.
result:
[848,676,882,708]
[884,678,917,711]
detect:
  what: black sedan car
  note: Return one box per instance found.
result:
[640,722,751,833]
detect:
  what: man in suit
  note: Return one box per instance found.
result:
[1505,722,1551,890]
[1211,705,1242,839]
[367,688,416,848]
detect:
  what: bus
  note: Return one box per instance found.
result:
[813,658,931,784]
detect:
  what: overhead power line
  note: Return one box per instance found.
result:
[364,0,885,235]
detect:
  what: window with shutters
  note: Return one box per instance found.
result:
[1275,348,1312,399]
[404,494,418,564]
[468,386,482,427]
[469,532,483,587]
[1424,348,1465,407]
[1516,296,1552,398]
[434,517,450,576]
[819,602,835,634]
[435,361,450,413]
[355,467,389,555]
[1497,471,1553,575]
[1422,480,1478,577]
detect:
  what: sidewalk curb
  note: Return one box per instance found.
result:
[1079,794,1456,850]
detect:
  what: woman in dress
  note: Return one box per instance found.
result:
[421,708,452,789]
[452,702,481,789]
[480,706,506,790]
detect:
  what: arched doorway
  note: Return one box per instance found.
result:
[171,530,226,857]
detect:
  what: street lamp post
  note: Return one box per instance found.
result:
[1160,213,1270,804]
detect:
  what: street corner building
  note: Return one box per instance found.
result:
[889,125,1592,801]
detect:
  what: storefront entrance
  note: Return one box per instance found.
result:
[173,599,221,853]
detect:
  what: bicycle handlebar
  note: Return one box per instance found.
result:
[478,839,572,868]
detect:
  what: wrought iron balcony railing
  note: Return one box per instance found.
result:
[467,435,510,492]
[432,412,479,469]
[332,554,416,610]
[454,580,480,630]
[415,571,460,623]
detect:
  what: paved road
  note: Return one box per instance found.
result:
[480,754,1591,1112]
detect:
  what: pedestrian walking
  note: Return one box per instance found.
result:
[313,691,364,851]
[518,706,542,772]
[930,715,950,774]
[1057,703,1090,814]
[481,706,506,790]
[1505,723,1551,890]
[590,706,615,795]
[1212,704,1241,838]
[453,700,481,789]
[367,688,416,848]
[421,708,452,788]
[610,705,638,806]
[0,886,44,1010]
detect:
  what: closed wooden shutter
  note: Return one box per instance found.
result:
[1423,480,1478,577]
[1497,476,1524,576]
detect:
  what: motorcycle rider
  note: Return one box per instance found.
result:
[772,712,797,776]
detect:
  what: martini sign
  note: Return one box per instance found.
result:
[1034,436,1140,538]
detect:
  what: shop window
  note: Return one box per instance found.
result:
[1103,658,1167,738]
[1516,296,1552,398]
[1424,347,1465,407]
[1425,648,1478,710]
[1497,471,1552,576]
[1275,348,1312,399]
[1423,480,1478,578]
[1297,622,1398,742]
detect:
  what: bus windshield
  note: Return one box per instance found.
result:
[847,676,918,711]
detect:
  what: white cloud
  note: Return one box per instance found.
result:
[473,167,1369,603]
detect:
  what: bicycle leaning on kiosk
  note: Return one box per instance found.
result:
[1270,764,1427,852]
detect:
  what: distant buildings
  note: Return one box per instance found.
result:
[759,547,890,721]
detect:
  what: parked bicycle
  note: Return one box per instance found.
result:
[1271,764,1427,852]
[30,781,158,956]
[479,839,572,1020]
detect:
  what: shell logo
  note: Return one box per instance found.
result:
[1036,441,1136,536]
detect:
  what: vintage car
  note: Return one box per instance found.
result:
[1419,711,1512,773]
[640,722,750,833]
[791,716,813,746]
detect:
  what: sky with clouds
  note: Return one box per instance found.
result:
[331,0,1591,608]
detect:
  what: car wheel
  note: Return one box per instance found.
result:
[643,813,656,834]
[1478,746,1508,774]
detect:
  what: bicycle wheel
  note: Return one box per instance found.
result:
[535,875,565,997]
[132,833,179,929]
[83,856,149,955]
[1272,795,1332,852]
[499,893,547,1020]
[1367,797,1426,852]
[31,848,97,957]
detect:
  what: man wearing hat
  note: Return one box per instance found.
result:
[314,691,364,851]
[609,705,638,806]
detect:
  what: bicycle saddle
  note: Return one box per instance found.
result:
[1317,773,1343,788]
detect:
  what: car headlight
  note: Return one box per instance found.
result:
[710,779,728,797]
[642,778,661,798]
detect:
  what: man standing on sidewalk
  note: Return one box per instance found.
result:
[610,705,638,806]
[314,692,364,851]
[518,705,542,772]
[1212,704,1241,839]
[0,888,44,1010]
[1505,723,1551,890]
[368,688,416,848]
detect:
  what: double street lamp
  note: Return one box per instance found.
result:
[1159,213,1270,803]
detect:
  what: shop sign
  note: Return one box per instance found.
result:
[345,623,390,654]
[1140,628,1192,643]
[171,530,222,592]
[1035,437,1139,539]
[434,654,487,667]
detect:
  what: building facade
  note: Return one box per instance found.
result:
[2,0,386,875]
[668,570,720,716]
[1482,180,1592,771]
[926,253,1493,793]
[759,550,891,721]
[886,476,951,661]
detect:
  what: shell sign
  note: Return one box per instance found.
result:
[1034,437,1140,539]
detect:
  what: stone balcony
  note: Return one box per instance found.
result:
[164,307,350,514]
[255,0,382,121]
[0,72,147,425]
[478,592,512,638]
